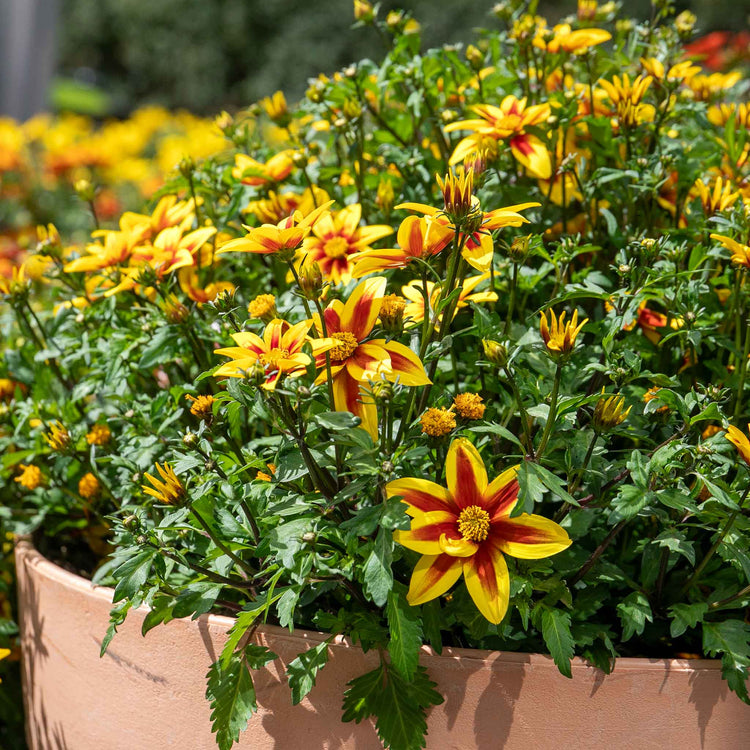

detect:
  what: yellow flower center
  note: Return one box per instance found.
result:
[323,236,350,259]
[259,347,290,368]
[497,114,523,133]
[457,505,491,542]
[420,407,456,437]
[329,331,359,361]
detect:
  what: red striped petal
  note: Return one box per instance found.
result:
[446,438,487,509]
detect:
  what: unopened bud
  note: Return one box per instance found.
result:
[74,179,96,202]
[465,44,484,70]
[298,261,324,300]
[482,339,508,367]
[508,234,532,262]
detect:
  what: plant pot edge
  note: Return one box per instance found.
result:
[14,536,723,673]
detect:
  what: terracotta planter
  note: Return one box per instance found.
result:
[15,539,750,749]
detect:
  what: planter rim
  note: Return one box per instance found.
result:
[16,537,722,673]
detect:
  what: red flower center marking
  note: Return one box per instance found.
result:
[457,505,491,542]
[323,237,350,259]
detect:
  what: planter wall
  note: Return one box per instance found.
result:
[15,539,750,749]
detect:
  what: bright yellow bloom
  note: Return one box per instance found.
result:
[142,462,186,505]
[533,23,611,54]
[402,274,498,328]
[725,424,750,466]
[694,177,739,215]
[313,277,430,438]
[437,167,475,223]
[352,214,454,278]
[707,103,750,130]
[45,421,71,452]
[86,423,111,446]
[0,378,20,402]
[420,407,456,437]
[687,71,742,101]
[186,394,215,421]
[244,187,330,225]
[639,58,700,84]
[539,308,588,355]
[218,201,333,258]
[445,95,552,178]
[299,204,393,285]
[598,74,654,127]
[260,91,289,124]
[232,150,295,187]
[247,294,277,322]
[454,393,486,420]
[15,464,44,491]
[78,472,101,500]
[710,234,750,268]
[215,318,330,389]
[396,182,539,273]
[592,390,631,431]
[0,264,29,298]
[391,438,571,623]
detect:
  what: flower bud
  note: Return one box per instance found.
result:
[298,261,324,300]
[482,339,508,367]
[353,0,374,23]
[465,44,484,70]
[182,431,199,448]
[123,515,140,531]
[74,179,96,202]
[508,234,532,262]
[378,294,406,335]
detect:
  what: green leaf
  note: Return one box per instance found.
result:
[703,620,750,660]
[314,411,361,431]
[516,460,545,516]
[617,591,653,641]
[529,462,578,506]
[286,640,330,704]
[363,528,393,607]
[386,589,423,679]
[721,654,750,704]
[206,645,275,750]
[342,663,443,750]
[668,603,708,638]
[540,607,574,678]
[221,601,275,668]
[142,595,175,635]
[100,600,131,656]
[610,485,651,519]
[112,549,155,603]
[173,583,222,619]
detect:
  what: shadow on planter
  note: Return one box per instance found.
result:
[15,539,749,750]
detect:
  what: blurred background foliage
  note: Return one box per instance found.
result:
[54,0,745,115]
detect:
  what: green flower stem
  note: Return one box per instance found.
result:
[190,505,255,578]
[286,260,314,321]
[158,545,252,593]
[709,582,750,611]
[502,365,533,457]
[733,313,750,421]
[568,519,628,586]
[555,430,598,521]
[504,261,519,337]
[680,482,750,598]
[312,297,343,484]
[536,361,562,457]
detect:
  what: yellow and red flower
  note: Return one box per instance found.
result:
[711,234,750,268]
[391,438,571,623]
[401,273,497,327]
[445,96,552,178]
[725,424,750,466]
[217,201,333,258]
[232,150,295,187]
[351,215,454,278]
[299,204,393,285]
[215,318,330,389]
[313,277,430,437]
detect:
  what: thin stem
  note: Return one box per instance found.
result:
[568,519,627,586]
[191,506,255,578]
[679,482,750,598]
[502,365,533,457]
[504,261,519,337]
[536,362,562,457]
[733,313,750,421]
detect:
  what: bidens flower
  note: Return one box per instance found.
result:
[725,424,750,466]
[391,438,571,623]
[313,277,430,438]
[215,319,331,390]
[142,462,186,505]
[540,308,587,355]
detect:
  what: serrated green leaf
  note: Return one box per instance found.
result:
[617,591,653,641]
[112,549,155,603]
[363,528,393,606]
[668,602,708,638]
[206,645,272,750]
[286,640,330,704]
[386,589,423,679]
[703,619,750,660]
[540,607,574,678]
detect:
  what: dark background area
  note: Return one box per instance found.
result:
[54,0,749,115]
